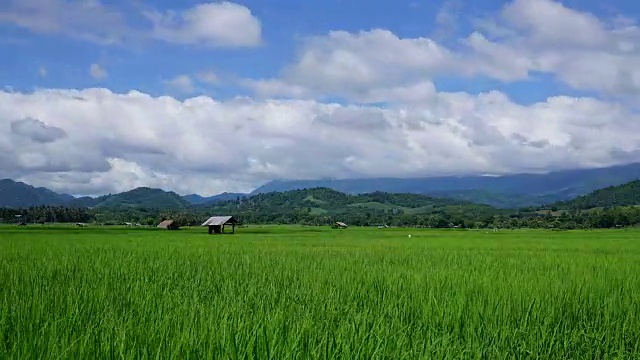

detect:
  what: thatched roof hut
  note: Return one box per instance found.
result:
[157,219,179,230]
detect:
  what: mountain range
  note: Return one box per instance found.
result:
[0,181,249,210]
[552,180,640,210]
[251,163,640,207]
[1,162,639,209]
[182,192,247,205]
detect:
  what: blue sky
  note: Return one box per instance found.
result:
[1,0,640,195]
[3,0,636,101]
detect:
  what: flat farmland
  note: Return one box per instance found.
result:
[1,225,639,359]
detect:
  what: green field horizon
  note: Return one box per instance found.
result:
[1,225,639,358]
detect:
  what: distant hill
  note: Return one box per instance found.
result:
[251,163,640,208]
[2,162,639,210]
[0,179,68,208]
[183,192,247,205]
[198,187,500,225]
[66,195,111,208]
[552,180,640,210]
[94,187,190,209]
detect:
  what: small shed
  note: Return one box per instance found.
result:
[157,219,180,230]
[201,216,239,234]
[333,221,348,229]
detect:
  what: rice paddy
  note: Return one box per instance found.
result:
[1,225,639,358]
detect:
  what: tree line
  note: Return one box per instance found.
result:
[1,204,639,229]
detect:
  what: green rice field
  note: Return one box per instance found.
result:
[1,225,639,358]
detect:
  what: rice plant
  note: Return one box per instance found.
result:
[1,225,639,359]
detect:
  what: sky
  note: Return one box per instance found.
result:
[1,0,640,196]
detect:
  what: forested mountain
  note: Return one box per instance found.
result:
[94,187,190,209]
[0,179,69,207]
[194,187,501,226]
[2,186,640,229]
[251,163,640,208]
[552,180,640,210]
[66,195,110,208]
[2,162,640,209]
[182,192,247,205]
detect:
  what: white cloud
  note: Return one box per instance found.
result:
[144,2,262,47]
[2,0,640,197]
[0,0,262,48]
[245,0,640,103]
[501,0,608,47]
[0,88,638,196]
[89,64,108,80]
[38,66,47,77]
[165,75,195,94]
[245,29,455,102]
[434,0,462,39]
[0,0,128,44]
[467,0,640,96]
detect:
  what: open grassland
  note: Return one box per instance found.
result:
[1,225,640,359]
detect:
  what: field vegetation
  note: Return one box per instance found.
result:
[1,225,639,358]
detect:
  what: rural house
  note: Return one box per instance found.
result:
[201,216,239,234]
[157,219,179,230]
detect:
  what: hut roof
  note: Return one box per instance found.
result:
[157,219,175,228]
[201,216,238,226]
[335,221,348,227]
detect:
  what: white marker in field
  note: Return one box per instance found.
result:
[408,234,412,238]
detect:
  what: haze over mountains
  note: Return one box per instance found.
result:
[251,163,640,208]
[1,163,639,209]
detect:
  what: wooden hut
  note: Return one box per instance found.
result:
[157,219,179,230]
[201,216,239,234]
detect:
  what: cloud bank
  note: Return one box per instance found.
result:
[0,0,639,196]
[1,87,638,196]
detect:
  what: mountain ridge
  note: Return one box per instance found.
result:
[182,192,247,205]
[0,179,69,208]
[1,162,639,209]
[251,163,640,207]
[552,180,640,210]
[94,187,191,210]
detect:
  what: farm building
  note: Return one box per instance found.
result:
[201,216,239,234]
[157,219,179,230]
[333,221,348,229]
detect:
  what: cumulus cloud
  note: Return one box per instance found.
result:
[0,0,128,44]
[0,0,262,47]
[245,29,455,102]
[501,0,608,47]
[433,0,463,40]
[0,88,638,196]
[89,64,108,80]
[246,0,640,102]
[468,0,640,96]
[2,0,640,197]
[144,2,262,47]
